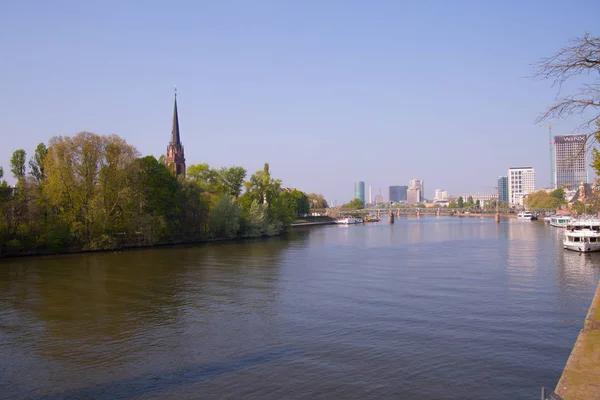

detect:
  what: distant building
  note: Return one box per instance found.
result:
[374,194,384,204]
[434,189,448,201]
[166,90,186,177]
[354,181,365,203]
[554,134,588,189]
[407,188,421,204]
[497,176,508,203]
[409,179,424,202]
[389,185,408,202]
[462,193,497,207]
[368,185,372,204]
[508,167,535,206]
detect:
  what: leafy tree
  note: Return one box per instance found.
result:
[187,163,219,191]
[281,189,310,216]
[158,154,167,165]
[551,188,565,200]
[572,200,586,215]
[10,149,26,180]
[448,200,457,208]
[307,193,328,209]
[475,200,481,209]
[343,198,364,209]
[209,194,241,238]
[457,196,464,208]
[29,143,48,182]
[218,166,246,198]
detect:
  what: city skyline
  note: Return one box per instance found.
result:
[1,2,599,204]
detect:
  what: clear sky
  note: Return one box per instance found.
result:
[1,0,599,204]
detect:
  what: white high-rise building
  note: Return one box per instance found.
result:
[508,167,535,206]
[434,189,448,201]
[409,179,424,202]
[554,135,588,189]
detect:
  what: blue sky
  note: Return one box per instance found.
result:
[1,0,598,204]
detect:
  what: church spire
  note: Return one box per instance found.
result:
[166,87,186,177]
[171,87,180,144]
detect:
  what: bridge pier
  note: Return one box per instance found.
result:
[388,212,394,224]
[495,213,500,223]
[416,210,420,218]
[396,209,400,217]
[436,209,440,217]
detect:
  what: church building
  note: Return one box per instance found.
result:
[166,90,186,177]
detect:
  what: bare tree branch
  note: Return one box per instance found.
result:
[533,32,600,127]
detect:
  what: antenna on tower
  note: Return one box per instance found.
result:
[542,123,554,189]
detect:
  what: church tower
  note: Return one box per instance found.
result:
[166,89,186,177]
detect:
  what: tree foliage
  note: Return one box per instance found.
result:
[525,189,567,209]
[342,198,364,209]
[457,196,464,208]
[10,149,26,180]
[29,143,48,182]
[307,193,328,209]
[0,134,297,255]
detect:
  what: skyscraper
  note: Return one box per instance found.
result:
[554,134,588,189]
[354,181,365,203]
[434,189,448,201]
[497,176,508,203]
[389,186,408,202]
[409,179,424,202]
[508,167,535,206]
[166,89,186,177]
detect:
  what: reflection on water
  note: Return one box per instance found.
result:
[1,218,599,400]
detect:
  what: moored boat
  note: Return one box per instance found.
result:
[563,218,600,253]
[550,215,572,228]
[517,211,534,220]
[334,217,363,225]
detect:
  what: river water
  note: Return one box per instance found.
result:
[1,217,599,400]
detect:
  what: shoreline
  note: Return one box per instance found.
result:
[0,233,286,261]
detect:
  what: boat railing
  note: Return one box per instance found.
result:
[540,387,563,400]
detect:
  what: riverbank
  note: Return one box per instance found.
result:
[0,232,286,260]
[554,279,600,399]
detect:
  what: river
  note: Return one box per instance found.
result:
[1,217,599,399]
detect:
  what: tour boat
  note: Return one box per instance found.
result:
[563,218,600,253]
[517,211,535,220]
[335,217,363,225]
[550,215,572,228]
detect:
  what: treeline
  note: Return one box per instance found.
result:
[0,131,313,256]
[524,189,566,209]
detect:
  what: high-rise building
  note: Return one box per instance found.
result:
[407,189,421,204]
[554,134,588,189]
[368,185,372,204]
[497,176,508,203]
[409,179,424,202]
[508,167,535,206]
[166,89,186,176]
[434,189,448,201]
[389,185,408,202]
[498,176,508,203]
[354,181,365,203]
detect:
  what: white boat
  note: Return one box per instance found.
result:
[335,217,363,224]
[563,218,600,253]
[550,215,572,228]
[517,211,535,220]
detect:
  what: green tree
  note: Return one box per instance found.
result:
[218,166,246,198]
[209,194,241,238]
[457,196,464,208]
[29,143,48,182]
[551,188,565,200]
[343,198,364,209]
[448,200,457,208]
[10,149,26,180]
[187,163,219,191]
[307,193,328,209]
[475,199,481,209]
